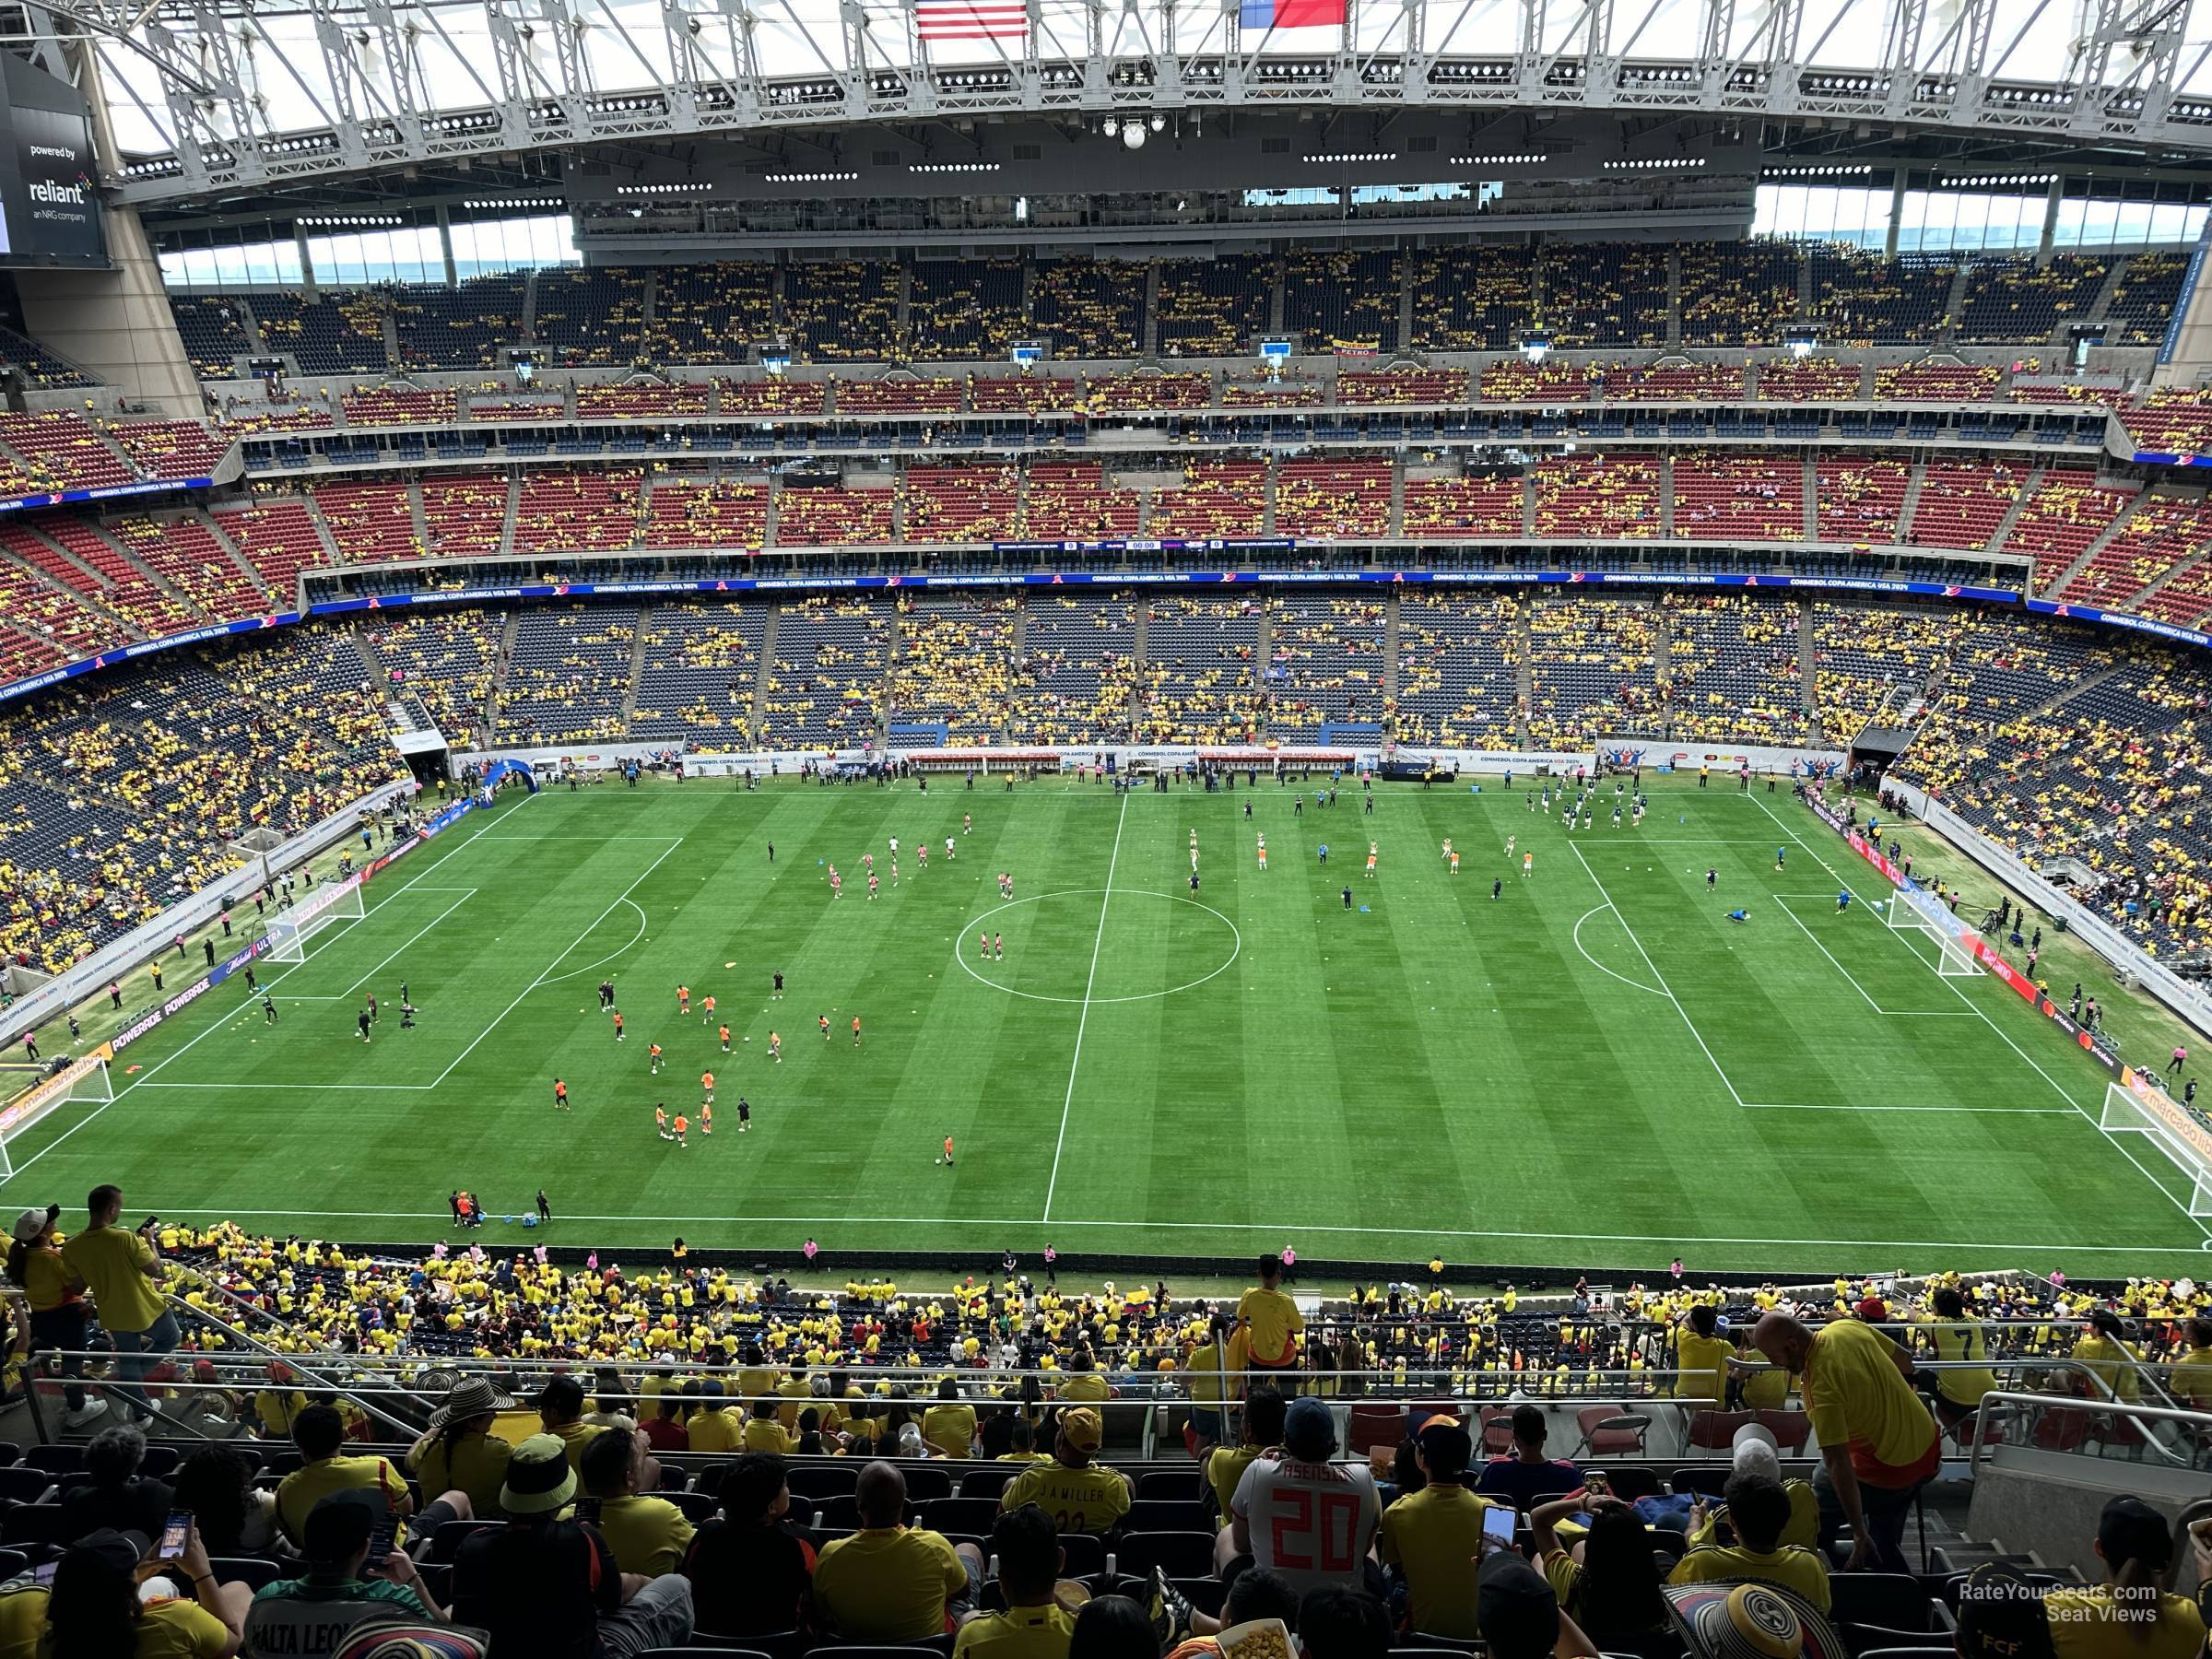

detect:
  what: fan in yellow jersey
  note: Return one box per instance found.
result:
[1233,1253,1304,1382]
[996,1408,1131,1535]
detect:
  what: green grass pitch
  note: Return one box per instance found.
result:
[7,772,2206,1276]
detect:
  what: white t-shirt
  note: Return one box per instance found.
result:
[1231,1455,1381,1595]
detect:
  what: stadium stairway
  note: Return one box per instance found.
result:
[1939,264,1974,340]
[2045,498,2151,598]
[620,611,650,727]
[1799,457,1818,541]
[2135,546,2212,615]
[1976,467,2044,558]
[1664,244,1684,348]
[1658,455,1676,537]
[749,605,779,735]
[1512,604,1534,746]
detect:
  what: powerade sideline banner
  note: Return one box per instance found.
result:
[1803,789,2118,1072]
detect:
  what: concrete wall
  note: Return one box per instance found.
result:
[14,206,199,414]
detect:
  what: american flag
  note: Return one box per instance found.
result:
[915,0,1027,39]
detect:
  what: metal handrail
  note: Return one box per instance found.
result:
[1966,1390,2212,1476]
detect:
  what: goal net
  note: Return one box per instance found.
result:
[0,1047,112,1178]
[2101,1067,2212,1217]
[1885,879,1981,977]
[264,876,365,964]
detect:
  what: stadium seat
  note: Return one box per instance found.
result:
[0,1445,22,1468]
[806,1642,955,1659]
[0,1507,67,1547]
[665,1490,720,1522]
[1686,1410,1755,1453]
[1135,1469,1202,1501]
[813,1495,916,1532]
[138,1446,181,1480]
[427,1519,500,1563]
[789,1463,862,1497]
[1059,1535,1107,1579]
[0,1549,25,1582]
[920,1497,999,1535]
[18,1447,78,1477]
[1347,1403,1404,1454]
[1829,1575,1941,1633]
[209,1557,282,1591]
[1122,1499,1211,1533]
[1843,1629,1947,1659]
[900,1467,954,1500]
[957,1468,1020,1500]
[1669,1468,1729,1500]
[1171,1578,1227,1618]
[1754,1411,1813,1452]
[1572,1410,1653,1457]
[1111,1531,1215,1580]
[640,1650,771,1659]
[1477,1407,1516,1455]
[0,1470,52,1505]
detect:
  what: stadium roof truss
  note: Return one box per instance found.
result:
[52,0,2212,204]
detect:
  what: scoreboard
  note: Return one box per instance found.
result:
[0,54,105,270]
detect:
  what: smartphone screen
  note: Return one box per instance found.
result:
[31,1563,54,1587]
[1480,1507,1516,1548]
[365,1511,398,1563]
[158,1511,192,1561]
[573,1496,602,1526]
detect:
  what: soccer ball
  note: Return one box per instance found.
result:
[934,1156,945,1164]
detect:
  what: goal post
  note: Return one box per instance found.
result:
[0,1046,113,1178]
[263,875,366,964]
[2101,1067,2212,1217]
[1885,879,1982,977]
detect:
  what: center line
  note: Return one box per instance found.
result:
[1041,790,1127,1222]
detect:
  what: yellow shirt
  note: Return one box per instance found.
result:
[2170,1346,2212,1406]
[2072,1334,2145,1403]
[276,1453,406,1547]
[1802,1319,1937,1488]
[1379,1484,1496,1639]
[1001,1461,1131,1535]
[1675,1331,1734,1406]
[1236,1287,1304,1367]
[924,1403,977,1459]
[547,1418,600,1470]
[0,1583,41,1659]
[2046,1587,2207,1659]
[1055,1373,1110,1404]
[777,1378,812,1428]
[410,1430,512,1519]
[15,1247,71,1314]
[133,1598,234,1659]
[1687,1478,1818,1551]
[1206,1446,1260,1531]
[687,1407,741,1453]
[1915,1317,1996,1407]
[815,1527,969,1641]
[594,1493,697,1577]
[742,1417,794,1453]
[1183,1343,1230,1406]
[953,1602,1077,1659]
[253,1389,309,1437]
[1668,1544,1832,1613]
[1738,1361,1794,1410]
[59,1224,165,1333]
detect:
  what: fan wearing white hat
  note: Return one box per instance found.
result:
[5,1202,106,1429]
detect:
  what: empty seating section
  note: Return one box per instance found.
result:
[512,470,641,555]
[1958,253,2106,343]
[641,477,768,549]
[971,375,1078,414]
[1262,595,1385,737]
[1810,600,1962,735]
[644,263,776,364]
[392,276,525,369]
[366,610,500,738]
[1273,457,1392,538]
[1671,453,1804,540]
[314,482,421,563]
[1907,461,2022,549]
[772,485,896,546]
[1284,249,1400,353]
[2003,470,2136,593]
[1875,360,2001,402]
[1533,453,1662,537]
[419,474,510,559]
[1526,597,1659,745]
[341,388,456,428]
[1408,245,1535,351]
[903,465,1018,543]
[836,377,963,416]
[1545,243,1667,347]
[215,500,327,603]
[1137,596,1262,743]
[1149,462,1266,538]
[1083,371,1208,411]
[1403,471,1524,538]
[1031,258,1145,358]
[2106,251,2189,345]
[1815,458,1910,542]
[111,419,230,481]
[1663,594,1805,740]
[252,291,389,374]
[39,519,195,635]
[910,260,1025,359]
[1757,357,1864,400]
[2057,494,2212,606]
[1025,463,1137,538]
[1394,594,1519,747]
[493,603,637,741]
[1156,254,1270,357]
[0,543,114,669]
[760,594,888,747]
[629,600,767,740]
[0,413,130,492]
[1007,593,1137,745]
[108,515,258,618]
[168,295,250,379]
[2122,389,2212,456]
[1809,249,1954,343]
[530,268,647,366]
[1338,369,1469,406]
[0,324,88,388]
[889,594,1016,743]
[578,382,712,418]
[785,261,900,363]
[1480,359,1599,401]
[1925,615,2109,730]
[718,378,829,416]
[1678,241,1800,347]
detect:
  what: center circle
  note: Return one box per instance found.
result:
[955,888,1241,1005]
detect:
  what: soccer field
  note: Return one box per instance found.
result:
[8,772,2206,1275]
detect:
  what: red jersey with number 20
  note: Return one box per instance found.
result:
[1231,1456,1381,1596]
